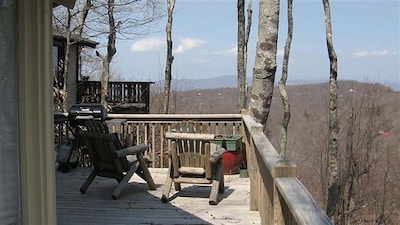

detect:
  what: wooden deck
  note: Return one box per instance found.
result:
[56,168,261,225]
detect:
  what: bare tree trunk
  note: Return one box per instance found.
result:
[163,0,175,114]
[237,0,246,111]
[97,0,117,110]
[334,87,393,224]
[341,109,355,225]
[244,0,252,84]
[377,149,391,225]
[278,0,293,158]
[249,0,280,132]
[76,0,92,36]
[238,0,252,111]
[53,0,92,112]
[323,0,339,220]
[62,9,72,112]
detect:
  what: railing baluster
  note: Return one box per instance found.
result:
[160,124,164,168]
[151,123,156,168]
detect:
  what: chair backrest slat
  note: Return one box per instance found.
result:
[166,132,214,171]
[80,131,125,174]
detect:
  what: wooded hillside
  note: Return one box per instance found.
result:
[151,80,400,223]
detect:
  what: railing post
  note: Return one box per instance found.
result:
[274,160,297,224]
[275,160,297,178]
[242,113,264,212]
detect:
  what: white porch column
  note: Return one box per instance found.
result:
[18,1,57,224]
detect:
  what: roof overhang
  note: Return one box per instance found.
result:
[53,31,99,49]
[53,0,76,9]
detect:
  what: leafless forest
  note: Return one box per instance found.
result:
[151,80,400,224]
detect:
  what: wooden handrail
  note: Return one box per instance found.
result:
[241,114,333,225]
[108,113,242,121]
[275,178,332,224]
[165,132,215,141]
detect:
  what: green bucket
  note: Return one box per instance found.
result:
[239,169,249,178]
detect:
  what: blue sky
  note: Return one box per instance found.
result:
[111,0,399,88]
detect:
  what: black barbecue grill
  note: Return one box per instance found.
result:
[68,104,107,128]
[57,104,108,172]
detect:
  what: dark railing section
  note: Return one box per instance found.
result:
[77,81,153,114]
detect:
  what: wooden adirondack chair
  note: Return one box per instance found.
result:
[78,122,155,199]
[161,132,226,205]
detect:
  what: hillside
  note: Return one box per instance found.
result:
[150,75,400,91]
[150,80,400,222]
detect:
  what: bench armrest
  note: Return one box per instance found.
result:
[210,147,226,164]
[113,144,148,158]
[163,149,172,159]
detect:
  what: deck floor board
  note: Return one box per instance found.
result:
[57,168,260,225]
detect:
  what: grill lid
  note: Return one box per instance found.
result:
[68,104,107,125]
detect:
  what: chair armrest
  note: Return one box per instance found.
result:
[113,144,148,158]
[210,147,226,164]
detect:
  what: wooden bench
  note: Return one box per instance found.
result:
[161,132,226,205]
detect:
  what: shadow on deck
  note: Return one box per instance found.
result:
[56,168,261,225]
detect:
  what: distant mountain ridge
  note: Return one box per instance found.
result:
[164,75,399,91]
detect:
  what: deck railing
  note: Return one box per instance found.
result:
[54,112,332,225]
[241,114,333,225]
[76,81,152,113]
[106,113,243,168]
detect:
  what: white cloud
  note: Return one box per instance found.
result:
[214,47,284,57]
[191,58,210,63]
[131,37,164,52]
[353,50,392,58]
[371,50,389,56]
[353,51,369,57]
[225,47,237,55]
[214,46,237,56]
[174,37,206,54]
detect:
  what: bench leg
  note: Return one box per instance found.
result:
[209,163,223,205]
[219,169,225,193]
[161,167,174,203]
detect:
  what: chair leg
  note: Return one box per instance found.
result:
[219,170,225,193]
[174,182,181,191]
[137,154,156,190]
[80,170,96,194]
[161,167,174,203]
[209,163,224,205]
[112,160,140,199]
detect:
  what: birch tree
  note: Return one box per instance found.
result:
[237,0,252,111]
[278,0,293,158]
[237,0,245,111]
[76,0,92,36]
[322,0,339,220]
[163,0,175,114]
[249,0,280,131]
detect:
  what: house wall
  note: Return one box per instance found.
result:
[0,2,20,224]
[68,44,78,107]
[18,1,57,224]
